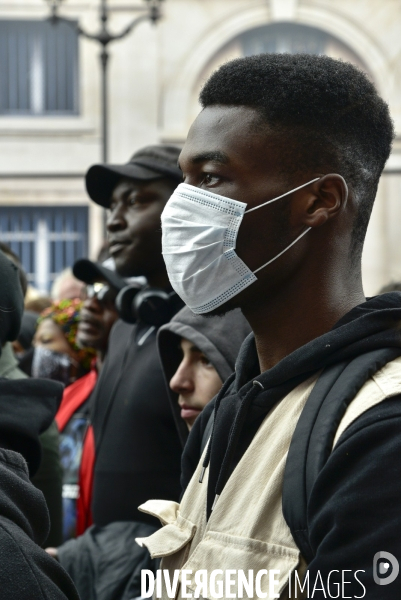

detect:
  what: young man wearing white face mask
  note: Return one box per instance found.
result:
[136,54,401,599]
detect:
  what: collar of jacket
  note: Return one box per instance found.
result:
[205,292,401,517]
[233,292,401,395]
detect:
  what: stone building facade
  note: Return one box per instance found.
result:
[0,0,400,293]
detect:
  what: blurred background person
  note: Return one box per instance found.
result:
[379,282,401,293]
[52,259,123,542]
[33,299,95,385]
[157,306,251,446]
[33,299,96,542]
[51,268,85,302]
[0,242,63,547]
[73,258,125,370]
[25,296,53,314]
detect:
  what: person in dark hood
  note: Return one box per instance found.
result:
[158,306,251,445]
[0,248,79,600]
[0,244,64,548]
[137,54,401,599]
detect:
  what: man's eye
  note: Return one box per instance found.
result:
[201,173,220,186]
[200,354,212,366]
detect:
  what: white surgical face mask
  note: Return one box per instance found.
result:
[161,178,320,314]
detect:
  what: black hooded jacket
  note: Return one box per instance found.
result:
[0,449,79,599]
[0,378,78,599]
[158,306,251,446]
[91,317,184,526]
[0,249,78,599]
[0,249,24,347]
[182,293,401,598]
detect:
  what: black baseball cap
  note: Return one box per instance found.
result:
[85,144,183,208]
[73,259,126,291]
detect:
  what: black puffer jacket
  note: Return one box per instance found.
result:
[0,249,77,598]
[0,376,78,600]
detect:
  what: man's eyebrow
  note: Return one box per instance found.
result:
[178,151,230,170]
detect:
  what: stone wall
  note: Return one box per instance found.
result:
[0,0,399,292]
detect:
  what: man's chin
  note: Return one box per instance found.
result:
[113,254,134,278]
[76,334,99,351]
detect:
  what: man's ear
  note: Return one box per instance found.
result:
[301,174,348,228]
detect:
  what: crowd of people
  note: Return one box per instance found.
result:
[0,52,400,599]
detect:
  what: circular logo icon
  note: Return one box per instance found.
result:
[373,552,399,585]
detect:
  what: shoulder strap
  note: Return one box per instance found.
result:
[282,347,401,564]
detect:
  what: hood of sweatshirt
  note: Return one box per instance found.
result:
[0,250,24,349]
[158,306,251,446]
[199,292,401,517]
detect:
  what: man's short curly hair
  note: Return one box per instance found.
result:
[199,53,394,259]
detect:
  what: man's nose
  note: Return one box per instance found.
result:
[170,362,194,395]
[83,295,102,314]
[107,201,127,233]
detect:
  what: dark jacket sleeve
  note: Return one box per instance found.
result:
[0,449,79,600]
[306,396,401,598]
[58,521,158,600]
[31,420,63,547]
[0,521,79,600]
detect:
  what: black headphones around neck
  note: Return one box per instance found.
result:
[115,284,183,327]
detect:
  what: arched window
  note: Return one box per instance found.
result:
[191,22,370,123]
[241,23,329,56]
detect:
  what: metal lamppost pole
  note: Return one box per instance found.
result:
[46,0,164,163]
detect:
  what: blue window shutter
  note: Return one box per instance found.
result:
[0,206,88,293]
[0,19,79,115]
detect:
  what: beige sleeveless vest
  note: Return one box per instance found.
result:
[137,357,401,600]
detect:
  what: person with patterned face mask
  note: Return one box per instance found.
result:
[33,299,95,387]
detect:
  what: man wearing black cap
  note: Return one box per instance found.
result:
[53,146,184,600]
[73,258,125,371]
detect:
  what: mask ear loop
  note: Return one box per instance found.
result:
[253,227,311,274]
[244,177,320,275]
[244,177,321,214]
